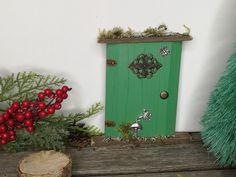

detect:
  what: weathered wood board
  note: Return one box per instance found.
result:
[0,143,235,177]
[99,170,236,177]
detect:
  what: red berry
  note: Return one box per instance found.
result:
[29,102,36,108]
[25,111,32,119]
[39,111,47,118]
[15,113,25,122]
[26,126,34,133]
[54,103,61,110]
[38,102,46,110]
[6,108,14,114]
[62,85,69,92]
[17,108,24,113]
[7,119,15,127]
[1,132,8,140]
[37,92,45,100]
[0,139,7,145]
[0,115,4,124]
[8,130,15,136]
[62,93,68,99]
[47,107,55,114]
[3,113,9,120]
[0,125,7,133]
[56,97,63,103]
[9,135,16,141]
[44,88,53,96]
[12,102,20,110]
[24,119,33,127]
[56,89,63,96]
[22,100,30,108]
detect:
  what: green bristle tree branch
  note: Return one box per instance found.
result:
[201,48,236,167]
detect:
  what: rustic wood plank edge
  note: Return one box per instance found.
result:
[72,168,235,177]
[73,169,236,177]
[98,35,193,44]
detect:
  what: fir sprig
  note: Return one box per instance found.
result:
[41,102,103,125]
[4,103,103,151]
[0,72,103,151]
[0,72,66,104]
[4,124,66,152]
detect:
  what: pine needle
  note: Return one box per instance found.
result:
[201,51,236,167]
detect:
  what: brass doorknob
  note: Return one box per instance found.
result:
[160,91,169,99]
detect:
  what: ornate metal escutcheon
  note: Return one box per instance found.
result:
[129,53,162,79]
[160,46,170,57]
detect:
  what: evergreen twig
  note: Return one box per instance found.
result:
[0,72,66,103]
[0,72,103,152]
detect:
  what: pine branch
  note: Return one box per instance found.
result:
[85,125,103,136]
[75,102,103,122]
[0,108,5,112]
[43,102,103,125]
[3,102,103,152]
[3,124,66,152]
[0,72,66,103]
[40,102,103,136]
[68,125,103,136]
[0,72,103,151]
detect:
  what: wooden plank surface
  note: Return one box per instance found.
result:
[98,35,192,44]
[98,170,236,177]
[0,143,234,177]
[71,143,227,176]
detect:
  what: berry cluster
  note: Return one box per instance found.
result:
[0,85,71,145]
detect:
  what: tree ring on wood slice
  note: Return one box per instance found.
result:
[17,150,72,177]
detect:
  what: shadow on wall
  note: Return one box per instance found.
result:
[192,0,236,127]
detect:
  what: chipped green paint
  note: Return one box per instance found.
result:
[105,42,183,137]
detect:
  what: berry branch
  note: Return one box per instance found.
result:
[0,85,72,145]
[0,72,66,103]
[0,72,103,151]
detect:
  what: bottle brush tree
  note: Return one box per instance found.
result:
[201,48,236,167]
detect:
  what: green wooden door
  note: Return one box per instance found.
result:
[105,42,182,137]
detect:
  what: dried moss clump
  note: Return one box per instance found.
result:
[98,27,124,40]
[143,25,167,37]
[98,24,191,41]
[110,27,124,38]
[117,122,132,140]
[105,120,116,128]
[122,27,135,38]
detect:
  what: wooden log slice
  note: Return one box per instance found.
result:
[17,150,72,177]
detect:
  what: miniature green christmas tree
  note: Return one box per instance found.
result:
[201,49,236,167]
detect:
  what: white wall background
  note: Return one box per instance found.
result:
[0,0,236,132]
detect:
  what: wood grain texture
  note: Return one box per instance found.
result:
[90,170,236,177]
[71,143,224,176]
[98,36,193,44]
[0,143,235,177]
[17,150,72,177]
